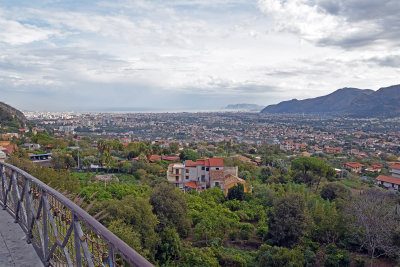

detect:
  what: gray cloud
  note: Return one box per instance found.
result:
[259,0,400,49]
[367,55,400,68]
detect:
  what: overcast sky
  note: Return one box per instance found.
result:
[1,0,399,111]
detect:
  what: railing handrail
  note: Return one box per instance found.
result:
[0,162,153,267]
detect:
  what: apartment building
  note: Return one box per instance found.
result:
[167,158,242,195]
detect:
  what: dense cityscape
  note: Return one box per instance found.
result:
[0,106,399,266]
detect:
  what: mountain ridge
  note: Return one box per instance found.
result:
[260,85,400,117]
[0,102,28,128]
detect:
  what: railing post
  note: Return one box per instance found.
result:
[42,191,50,266]
[25,177,32,244]
[73,214,83,267]
[0,164,5,207]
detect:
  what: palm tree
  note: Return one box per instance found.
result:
[97,139,106,165]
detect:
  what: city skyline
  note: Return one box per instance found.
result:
[1,0,399,112]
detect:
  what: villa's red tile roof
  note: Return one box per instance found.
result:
[376,175,400,185]
[185,181,200,188]
[345,162,364,168]
[389,164,400,170]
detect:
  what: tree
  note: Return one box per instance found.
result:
[97,139,106,164]
[291,157,336,192]
[51,152,76,170]
[227,183,245,201]
[320,183,350,202]
[269,193,308,247]
[179,149,200,161]
[344,189,400,266]
[108,219,143,254]
[95,196,160,259]
[156,227,183,265]
[259,167,272,183]
[169,142,180,153]
[149,183,191,237]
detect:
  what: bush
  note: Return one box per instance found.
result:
[303,249,316,267]
[256,244,304,267]
[256,225,269,241]
[355,257,365,267]
[229,231,238,241]
[239,223,255,240]
[324,244,350,267]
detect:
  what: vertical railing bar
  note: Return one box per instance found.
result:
[3,169,12,209]
[12,172,28,225]
[19,177,29,227]
[108,243,115,267]
[11,171,20,221]
[0,165,5,204]
[73,214,83,267]
[42,191,50,266]
[25,178,32,243]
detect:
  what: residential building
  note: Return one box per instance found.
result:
[166,158,242,195]
[343,162,364,173]
[376,164,400,190]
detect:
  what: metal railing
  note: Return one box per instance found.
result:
[0,162,153,267]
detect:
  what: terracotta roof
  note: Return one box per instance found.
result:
[224,174,246,186]
[184,158,224,167]
[376,175,400,185]
[184,160,197,167]
[344,162,364,168]
[149,155,161,162]
[389,164,400,170]
[161,156,179,161]
[185,181,200,189]
[371,165,382,168]
[205,158,223,167]
[196,159,206,165]
[210,170,225,181]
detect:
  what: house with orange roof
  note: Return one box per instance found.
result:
[325,146,342,154]
[148,155,161,163]
[0,141,11,147]
[224,174,249,196]
[342,162,364,173]
[0,144,17,155]
[376,164,400,190]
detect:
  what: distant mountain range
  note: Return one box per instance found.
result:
[0,102,28,128]
[261,84,400,118]
[225,104,264,111]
